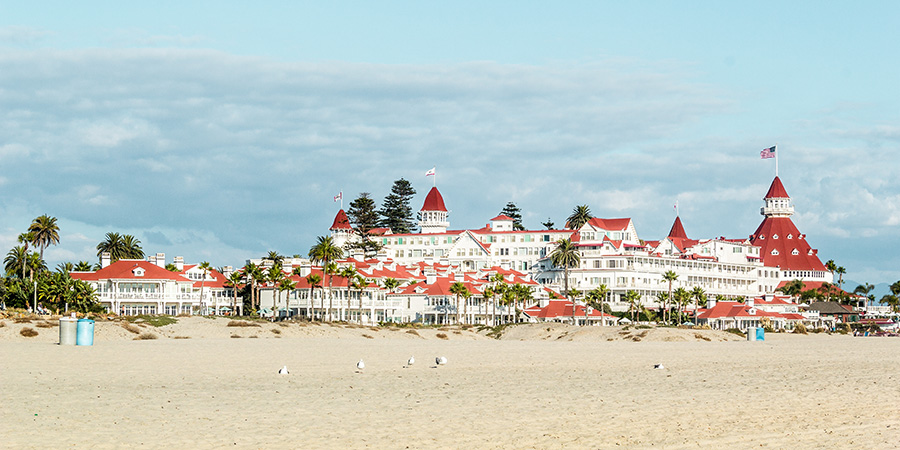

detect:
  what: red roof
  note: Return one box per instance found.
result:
[491,215,514,221]
[697,301,783,319]
[586,217,631,231]
[330,209,352,230]
[668,216,688,239]
[522,299,613,319]
[421,186,447,212]
[749,217,826,271]
[70,260,192,283]
[764,176,790,199]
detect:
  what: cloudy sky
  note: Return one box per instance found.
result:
[1,1,898,284]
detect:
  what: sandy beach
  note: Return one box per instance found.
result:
[1,317,898,449]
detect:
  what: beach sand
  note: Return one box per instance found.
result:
[1,317,898,449]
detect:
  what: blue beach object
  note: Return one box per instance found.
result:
[76,319,94,346]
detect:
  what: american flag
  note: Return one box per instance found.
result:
[760,146,776,159]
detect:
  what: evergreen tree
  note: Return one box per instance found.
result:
[379,178,417,234]
[347,193,380,234]
[542,218,555,230]
[500,202,525,231]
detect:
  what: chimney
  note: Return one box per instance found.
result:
[222,266,233,277]
[174,256,184,271]
[155,253,165,268]
[426,274,437,284]
[746,297,755,308]
[101,252,111,268]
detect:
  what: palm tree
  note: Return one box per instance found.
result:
[277,276,296,319]
[587,285,609,326]
[28,215,60,262]
[662,270,678,323]
[515,284,533,323]
[854,283,875,310]
[566,205,593,230]
[56,262,74,274]
[242,263,261,311]
[491,273,506,325]
[96,232,124,262]
[882,294,899,314]
[226,271,244,316]
[306,273,323,320]
[353,275,368,323]
[17,232,34,279]
[625,290,641,322]
[482,286,495,326]
[340,266,358,322]
[197,261,212,315]
[308,236,344,322]
[550,238,580,325]
[825,259,837,282]
[74,261,93,272]
[265,251,284,265]
[501,288,516,324]
[461,290,473,325]
[835,266,846,288]
[690,286,706,325]
[673,287,690,325]
[450,281,468,325]
[121,235,144,259]
[776,279,805,298]
[5,246,29,279]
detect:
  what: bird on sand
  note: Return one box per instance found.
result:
[278,365,289,375]
[435,356,447,365]
[407,356,415,367]
[357,359,365,372]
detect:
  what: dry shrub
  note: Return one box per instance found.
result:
[694,333,712,342]
[227,320,260,327]
[176,313,191,317]
[270,328,281,334]
[0,321,6,328]
[361,334,374,339]
[437,327,449,332]
[793,323,808,335]
[406,329,420,337]
[134,332,157,340]
[278,322,290,327]
[436,333,448,340]
[230,334,242,339]
[631,336,642,342]
[36,321,56,328]
[173,336,191,339]
[249,335,258,338]
[453,331,462,335]
[20,327,39,337]
[14,317,32,324]
[122,323,142,334]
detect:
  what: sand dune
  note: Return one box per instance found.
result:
[1,317,897,449]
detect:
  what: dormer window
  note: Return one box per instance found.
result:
[759,235,765,240]
[773,234,779,239]
[787,234,793,239]
[132,267,145,277]
[791,249,799,255]
[771,249,779,255]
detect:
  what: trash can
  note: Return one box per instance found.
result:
[756,327,765,341]
[59,317,77,345]
[76,319,95,346]
[746,326,757,341]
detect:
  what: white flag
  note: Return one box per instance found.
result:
[333,192,342,202]
[425,167,435,177]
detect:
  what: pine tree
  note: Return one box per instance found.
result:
[347,193,379,234]
[379,178,417,234]
[500,202,525,231]
[542,218,555,230]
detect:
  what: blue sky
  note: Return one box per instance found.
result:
[1,1,898,286]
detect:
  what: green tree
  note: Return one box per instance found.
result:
[28,215,60,262]
[74,261,93,272]
[550,238,580,325]
[305,273,322,320]
[500,202,525,231]
[348,193,380,234]
[625,290,641,322]
[308,236,345,322]
[379,178,417,234]
[587,285,610,326]
[491,273,506,325]
[690,286,706,324]
[673,287,691,325]
[197,261,212,315]
[835,266,846,288]
[662,270,678,323]
[566,205,593,230]
[226,271,244,316]
[121,234,144,259]
[542,218,555,230]
[340,265,358,321]
[882,294,899,314]
[96,232,143,263]
[450,281,468,325]
[16,232,35,279]
[277,276,296,320]
[854,283,875,310]
[777,279,805,298]
[165,263,180,272]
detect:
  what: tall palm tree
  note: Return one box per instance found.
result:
[587,285,609,326]
[197,261,212,315]
[340,266,358,322]
[267,262,285,318]
[882,294,899,314]
[121,235,144,259]
[306,273,323,320]
[17,232,34,279]
[501,288,516,324]
[353,275,368,323]
[96,232,123,262]
[825,259,837,282]
[5,246,29,279]
[482,286,495,326]
[461,290,473,325]
[265,251,284,265]
[226,271,244,316]
[514,284,533,324]
[277,276,296,319]
[308,236,344,322]
[566,205,593,230]
[776,279,805,298]
[625,290,641,322]
[690,286,706,325]
[854,283,875,310]
[28,215,60,262]
[450,281,468,325]
[550,238,580,325]
[835,266,846,289]
[491,273,506,326]
[673,287,690,325]
[56,262,74,274]
[662,270,678,323]
[74,261,93,272]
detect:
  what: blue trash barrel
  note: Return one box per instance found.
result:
[756,327,765,341]
[59,317,78,345]
[76,319,95,346]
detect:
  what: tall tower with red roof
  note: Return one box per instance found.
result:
[749,177,830,282]
[329,208,354,248]
[418,186,449,234]
[667,216,688,239]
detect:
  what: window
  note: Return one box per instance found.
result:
[771,249,779,255]
[773,234,779,239]
[733,247,742,253]
[791,249,799,255]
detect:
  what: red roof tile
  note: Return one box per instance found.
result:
[421,187,447,212]
[764,176,790,199]
[749,217,826,271]
[668,216,688,239]
[330,209,352,230]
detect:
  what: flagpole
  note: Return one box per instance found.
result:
[433,166,436,187]
[775,144,779,178]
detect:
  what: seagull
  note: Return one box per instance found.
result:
[278,365,289,375]
[435,356,447,366]
[407,356,415,367]
[357,359,365,372]
[653,364,665,370]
